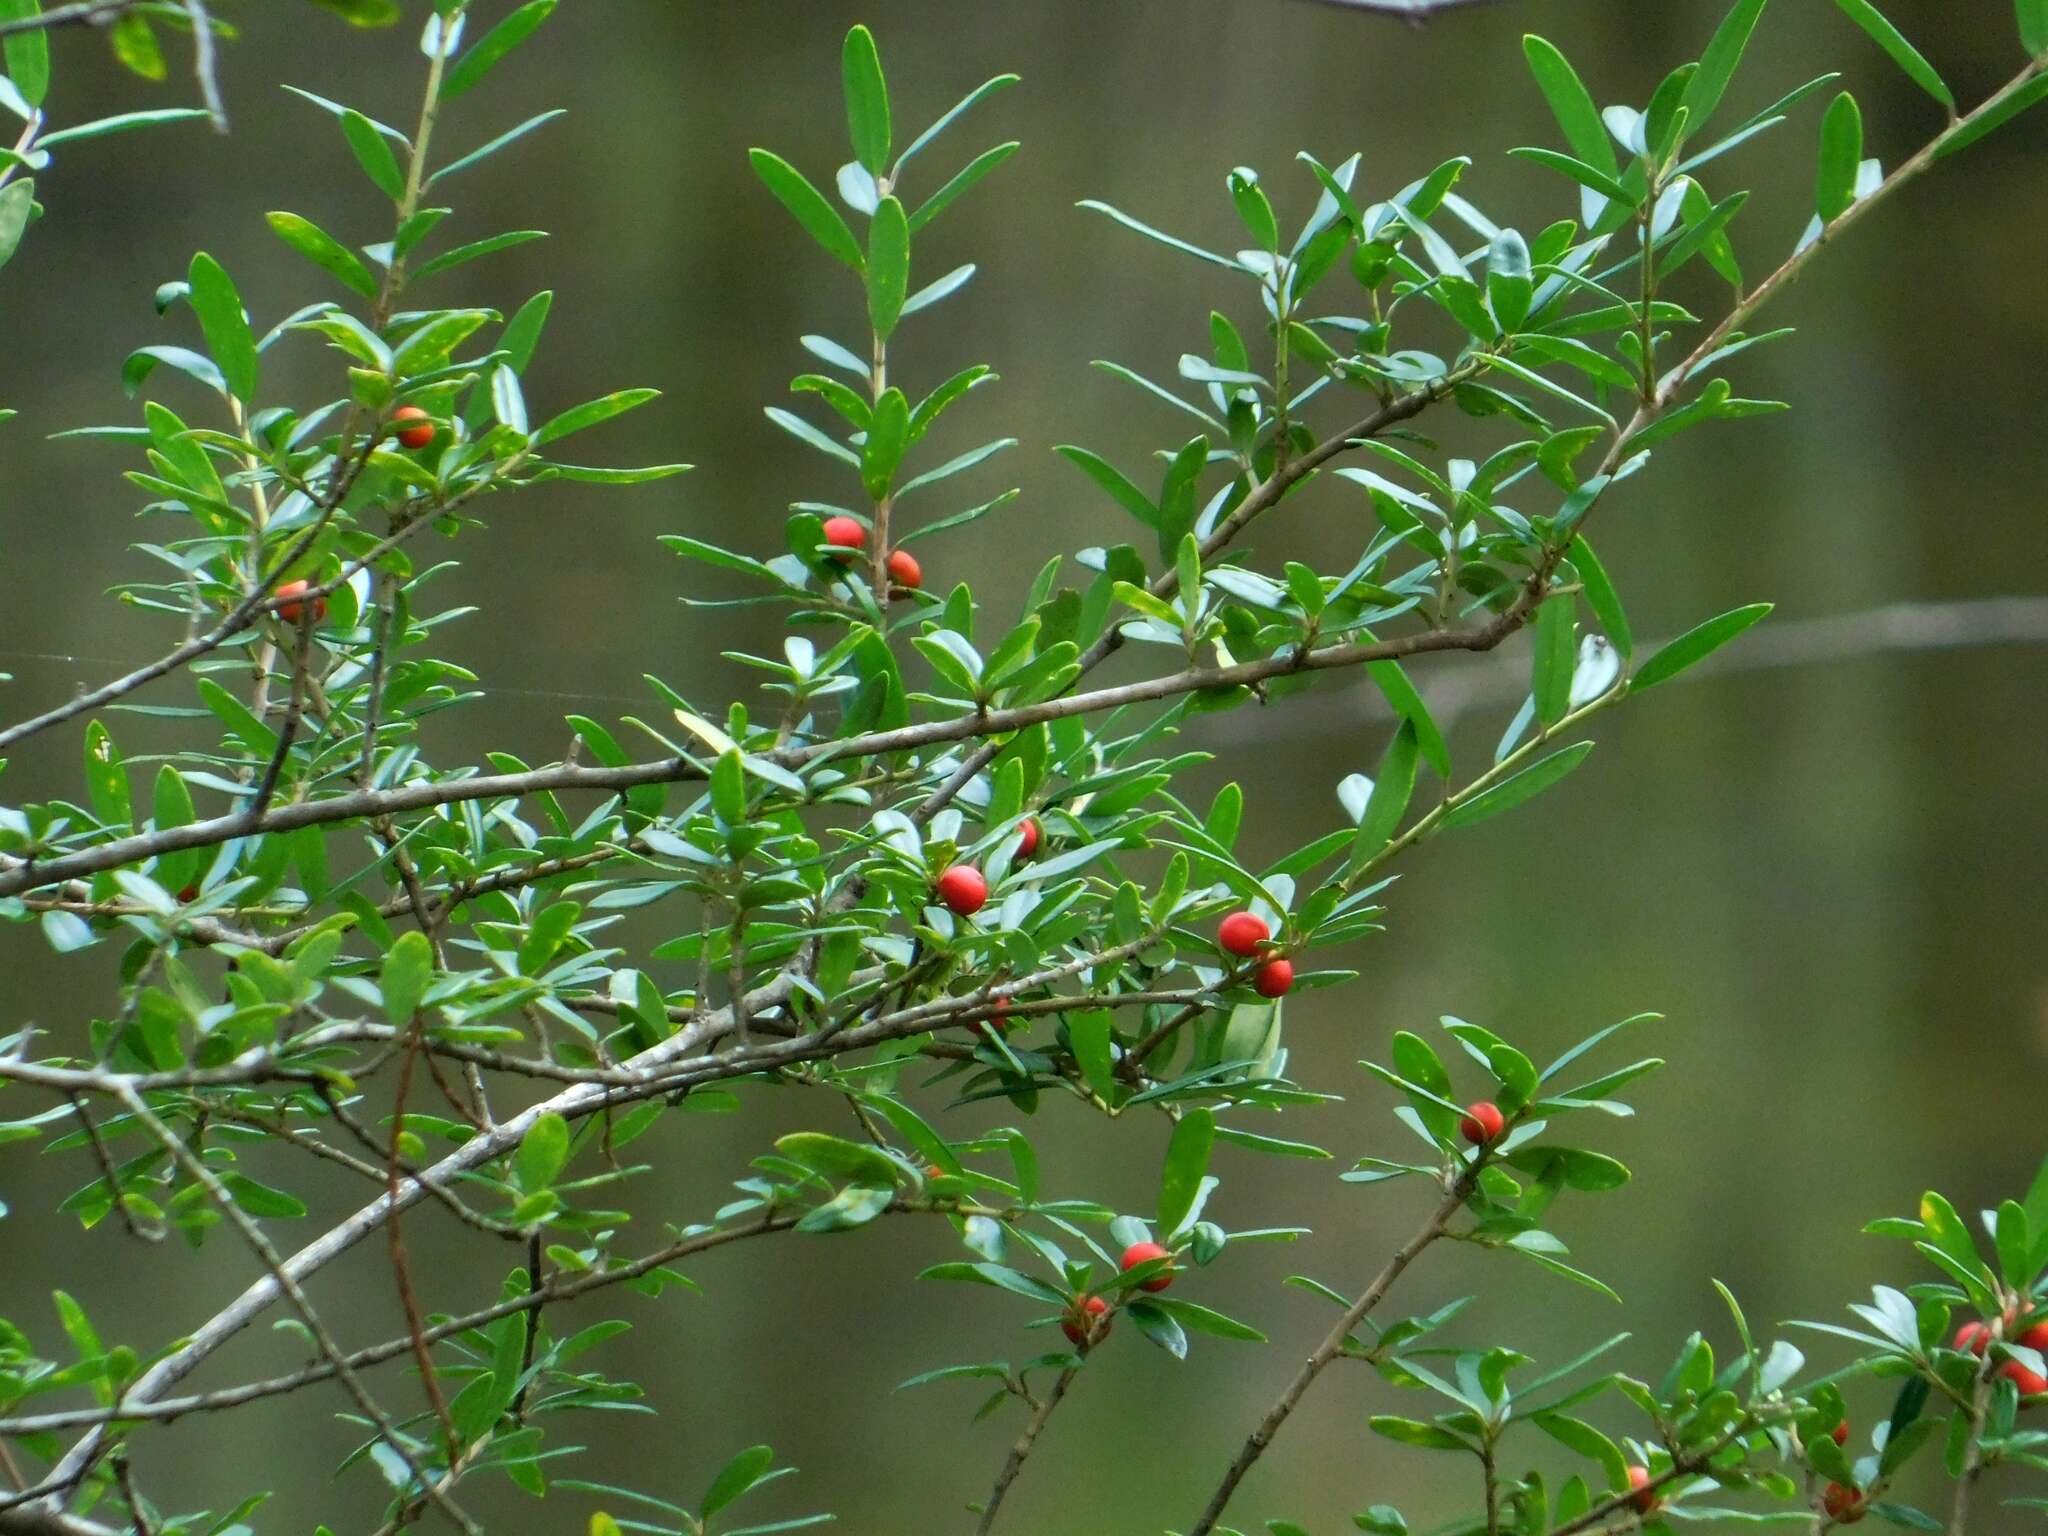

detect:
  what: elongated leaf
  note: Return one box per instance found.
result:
[1935,74,2048,159]
[1522,36,1617,174]
[442,0,555,99]
[342,107,406,200]
[1833,0,1952,107]
[1630,602,1772,690]
[187,253,258,403]
[1441,742,1595,830]
[866,196,909,340]
[2024,0,2048,55]
[534,388,659,447]
[1683,0,1772,132]
[842,24,891,175]
[1816,92,1863,221]
[266,212,380,298]
[1157,1108,1214,1237]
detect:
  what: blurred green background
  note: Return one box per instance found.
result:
[3,0,2046,1531]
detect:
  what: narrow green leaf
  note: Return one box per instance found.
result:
[2020,0,2048,56]
[842,24,891,175]
[515,1112,570,1192]
[1442,742,1595,830]
[1935,74,2048,158]
[1683,0,1772,132]
[866,195,909,340]
[341,107,406,200]
[187,253,259,403]
[1157,1108,1215,1237]
[1833,0,1953,107]
[1532,593,1576,727]
[1522,36,1618,173]
[1630,602,1772,690]
[442,0,555,99]
[1568,535,1632,659]
[1816,92,1864,222]
[266,212,380,299]
[380,930,433,1025]
[702,1445,775,1519]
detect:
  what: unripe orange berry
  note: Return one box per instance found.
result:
[1460,1100,1505,1145]
[935,864,987,916]
[1217,909,1269,956]
[886,547,921,592]
[1118,1240,1174,1293]
[390,404,435,450]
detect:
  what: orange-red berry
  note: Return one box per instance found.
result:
[1999,1358,2048,1396]
[1460,1100,1505,1146]
[1217,910,1269,956]
[1015,817,1041,858]
[1253,958,1293,997]
[821,515,866,554]
[1956,1321,1992,1355]
[1118,1241,1174,1293]
[1822,1482,1865,1524]
[390,404,435,450]
[1625,1465,1658,1515]
[274,580,327,626]
[1061,1294,1110,1347]
[886,548,921,592]
[935,864,988,916]
[2019,1320,2048,1351]
[1830,1420,1850,1446]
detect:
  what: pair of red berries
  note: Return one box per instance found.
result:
[1459,1100,1505,1146]
[1059,1244,1175,1346]
[1061,1294,1110,1346]
[821,516,921,592]
[1954,1315,2048,1394]
[1215,910,1293,997]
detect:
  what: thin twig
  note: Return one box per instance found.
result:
[1185,1172,1475,1536]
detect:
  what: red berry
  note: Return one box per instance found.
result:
[924,1163,948,1179]
[976,999,1015,1040]
[176,883,199,904]
[935,864,988,916]
[1956,1321,1992,1356]
[886,547,921,592]
[2019,1320,2048,1351]
[1118,1241,1174,1293]
[1821,1483,1864,1524]
[1217,910,1270,957]
[1015,817,1041,858]
[274,580,327,625]
[1253,958,1293,998]
[821,515,867,554]
[1061,1294,1110,1347]
[1459,1100,1505,1146]
[391,404,435,450]
[1625,1465,1657,1515]
[1999,1358,2048,1396]
[1830,1420,1850,1446]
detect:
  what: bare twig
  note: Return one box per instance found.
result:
[1186,1173,1475,1536]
